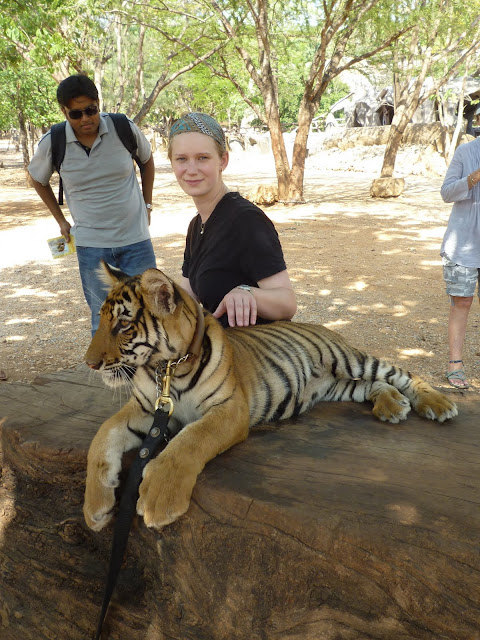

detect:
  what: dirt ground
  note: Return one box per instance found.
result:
[1,139,479,397]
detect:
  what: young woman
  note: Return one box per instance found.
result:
[168,112,296,328]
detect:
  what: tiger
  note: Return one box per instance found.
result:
[83,262,458,532]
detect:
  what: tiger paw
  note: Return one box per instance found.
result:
[137,454,198,529]
[83,454,122,531]
[83,480,116,531]
[371,388,411,423]
[413,391,458,423]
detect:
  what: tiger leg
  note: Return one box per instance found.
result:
[318,376,411,423]
[137,400,250,530]
[395,373,458,423]
[348,355,458,423]
[83,397,153,531]
[330,350,457,423]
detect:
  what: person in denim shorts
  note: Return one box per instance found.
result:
[440,117,480,388]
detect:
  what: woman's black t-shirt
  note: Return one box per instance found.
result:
[182,192,287,327]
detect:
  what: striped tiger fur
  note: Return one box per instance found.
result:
[84,263,457,531]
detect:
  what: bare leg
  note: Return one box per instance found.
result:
[447,295,473,387]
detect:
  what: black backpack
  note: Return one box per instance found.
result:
[50,112,145,205]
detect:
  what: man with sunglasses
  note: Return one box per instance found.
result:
[28,74,157,335]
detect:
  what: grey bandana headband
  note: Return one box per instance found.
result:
[169,112,226,151]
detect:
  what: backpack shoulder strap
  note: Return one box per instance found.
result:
[107,112,145,175]
[50,122,67,205]
[50,121,67,174]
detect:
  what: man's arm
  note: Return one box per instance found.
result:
[29,176,71,241]
[141,154,155,224]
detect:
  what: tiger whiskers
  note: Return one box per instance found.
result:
[112,370,131,405]
[119,365,136,388]
[83,284,108,306]
[83,363,102,386]
[116,364,136,387]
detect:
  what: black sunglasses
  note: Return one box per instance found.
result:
[68,105,99,119]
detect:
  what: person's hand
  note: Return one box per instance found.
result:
[470,169,480,185]
[145,203,153,225]
[59,219,71,242]
[213,287,257,327]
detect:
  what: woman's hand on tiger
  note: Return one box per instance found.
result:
[212,288,257,327]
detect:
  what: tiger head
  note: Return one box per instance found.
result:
[85,261,201,388]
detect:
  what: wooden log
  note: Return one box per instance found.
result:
[0,369,479,639]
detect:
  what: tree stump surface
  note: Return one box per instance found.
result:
[0,368,479,640]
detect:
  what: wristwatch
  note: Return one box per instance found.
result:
[145,203,153,210]
[237,284,254,294]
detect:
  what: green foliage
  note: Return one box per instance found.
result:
[147,65,246,125]
[389,0,480,81]
[315,80,351,121]
[0,1,61,131]
[0,66,58,131]
[276,36,317,126]
[0,0,86,72]
[3,0,480,141]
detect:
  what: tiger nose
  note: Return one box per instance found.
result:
[85,346,103,370]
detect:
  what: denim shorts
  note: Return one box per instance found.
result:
[442,257,480,297]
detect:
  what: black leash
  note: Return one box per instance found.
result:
[94,407,171,640]
[93,305,205,639]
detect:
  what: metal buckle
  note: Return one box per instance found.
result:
[154,355,190,417]
[155,396,174,415]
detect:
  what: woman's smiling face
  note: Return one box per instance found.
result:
[170,132,229,200]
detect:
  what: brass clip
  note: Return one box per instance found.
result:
[155,396,174,415]
[154,360,176,416]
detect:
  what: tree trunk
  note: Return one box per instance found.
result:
[134,79,166,125]
[127,24,146,117]
[267,113,291,202]
[437,92,451,158]
[446,73,468,166]
[372,110,410,197]
[114,14,125,112]
[285,98,317,203]
[94,60,105,112]
[17,108,30,173]
[1,370,479,639]
[28,122,35,158]
[379,121,405,177]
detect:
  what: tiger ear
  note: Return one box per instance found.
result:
[98,260,129,286]
[140,269,177,315]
